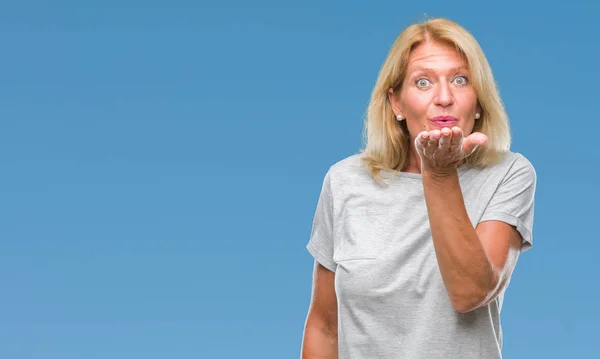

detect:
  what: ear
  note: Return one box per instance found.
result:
[387,88,403,115]
[476,102,483,118]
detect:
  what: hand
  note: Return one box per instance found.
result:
[414,126,488,176]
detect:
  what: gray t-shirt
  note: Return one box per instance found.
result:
[306,151,536,359]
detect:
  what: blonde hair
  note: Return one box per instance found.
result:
[360,17,511,185]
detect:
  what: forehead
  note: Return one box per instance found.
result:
[406,41,468,73]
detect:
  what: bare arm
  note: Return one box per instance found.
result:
[422,170,522,313]
[301,261,338,358]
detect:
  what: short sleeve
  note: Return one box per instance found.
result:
[306,169,337,272]
[480,154,537,252]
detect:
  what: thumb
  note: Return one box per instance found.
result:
[462,132,488,156]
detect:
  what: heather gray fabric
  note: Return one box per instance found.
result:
[306,151,536,359]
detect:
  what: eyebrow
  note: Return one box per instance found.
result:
[408,66,470,75]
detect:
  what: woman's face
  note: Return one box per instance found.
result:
[389,41,481,142]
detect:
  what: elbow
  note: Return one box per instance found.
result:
[304,315,338,339]
[449,285,498,314]
[451,296,487,313]
[450,269,503,313]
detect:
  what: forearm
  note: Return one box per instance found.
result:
[422,169,499,312]
[301,320,338,359]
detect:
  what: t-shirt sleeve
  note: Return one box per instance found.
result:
[306,169,337,272]
[480,154,537,252]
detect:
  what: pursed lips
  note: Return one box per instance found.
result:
[429,116,458,127]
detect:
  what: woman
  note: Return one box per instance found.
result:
[301,18,536,359]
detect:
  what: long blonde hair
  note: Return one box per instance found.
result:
[360,18,511,184]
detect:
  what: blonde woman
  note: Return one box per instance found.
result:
[301,18,536,359]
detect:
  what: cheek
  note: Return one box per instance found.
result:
[400,94,433,136]
[400,93,429,118]
[461,112,477,135]
[404,116,430,140]
[464,92,479,113]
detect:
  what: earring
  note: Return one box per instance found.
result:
[475,113,481,119]
[396,114,404,121]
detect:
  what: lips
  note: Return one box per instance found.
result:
[429,116,458,128]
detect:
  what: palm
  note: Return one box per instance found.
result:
[414,126,488,174]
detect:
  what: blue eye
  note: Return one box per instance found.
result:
[452,76,468,85]
[416,78,431,87]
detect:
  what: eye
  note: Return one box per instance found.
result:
[452,75,468,86]
[415,78,431,88]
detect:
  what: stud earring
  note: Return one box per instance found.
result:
[396,114,404,121]
[475,113,481,120]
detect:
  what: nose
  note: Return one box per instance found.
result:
[434,81,454,107]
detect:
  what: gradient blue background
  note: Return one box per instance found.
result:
[1,1,597,358]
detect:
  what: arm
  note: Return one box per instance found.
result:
[422,169,522,313]
[415,127,534,313]
[301,261,338,358]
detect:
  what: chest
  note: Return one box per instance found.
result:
[331,179,492,300]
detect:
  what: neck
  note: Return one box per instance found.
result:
[402,141,423,174]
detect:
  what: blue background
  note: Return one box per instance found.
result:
[1,1,597,358]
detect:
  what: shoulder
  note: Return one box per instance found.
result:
[474,151,536,178]
[315,153,374,195]
[504,151,535,169]
[469,151,536,189]
[329,153,367,173]
[324,153,371,184]
[498,151,536,180]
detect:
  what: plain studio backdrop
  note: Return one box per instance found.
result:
[0,1,597,358]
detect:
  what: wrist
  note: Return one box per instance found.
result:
[422,167,459,184]
[422,165,458,178]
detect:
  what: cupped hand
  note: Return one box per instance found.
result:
[414,126,488,176]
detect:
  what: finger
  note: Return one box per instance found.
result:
[415,131,429,152]
[427,130,441,149]
[439,127,452,151]
[422,130,440,161]
[462,132,488,155]
[448,128,462,153]
[448,127,463,152]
